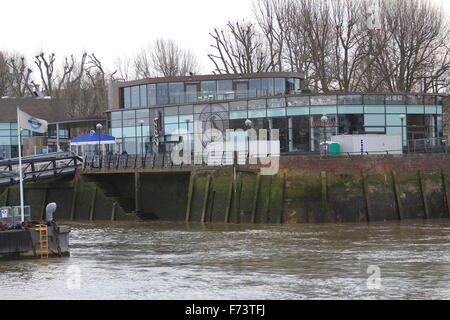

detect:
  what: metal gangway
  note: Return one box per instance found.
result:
[0,152,83,186]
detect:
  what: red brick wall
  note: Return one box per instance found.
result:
[249,154,450,176]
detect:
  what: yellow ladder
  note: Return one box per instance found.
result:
[35,224,49,259]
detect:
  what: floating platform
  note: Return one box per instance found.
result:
[0,225,70,260]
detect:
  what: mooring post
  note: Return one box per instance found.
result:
[250,173,261,224]
[111,202,117,221]
[391,170,402,220]
[70,176,79,221]
[201,175,212,223]
[40,188,48,221]
[441,169,450,218]
[224,176,233,223]
[277,173,286,224]
[361,172,370,222]
[321,171,328,222]
[89,187,97,221]
[418,170,429,219]
[185,173,196,223]
[135,172,141,213]
[262,176,273,223]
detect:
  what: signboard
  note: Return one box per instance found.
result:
[1,209,7,218]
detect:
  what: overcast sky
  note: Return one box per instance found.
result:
[0,0,448,76]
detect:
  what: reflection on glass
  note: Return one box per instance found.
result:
[169,82,184,104]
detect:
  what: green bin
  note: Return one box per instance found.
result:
[330,143,340,156]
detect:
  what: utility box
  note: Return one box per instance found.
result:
[330,143,340,156]
[0,207,13,226]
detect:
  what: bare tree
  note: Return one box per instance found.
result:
[5,53,34,97]
[208,20,271,74]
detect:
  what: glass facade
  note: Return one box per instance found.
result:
[121,76,302,108]
[109,91,445,155]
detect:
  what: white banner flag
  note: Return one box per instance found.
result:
[17,108,48,133]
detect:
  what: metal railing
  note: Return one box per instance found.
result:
[406,137,448,154]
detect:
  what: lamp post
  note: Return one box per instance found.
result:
[321,114,328,155]
[399,114,406,153]
[185,118,190,161]
[96,122,102,156]
[138,119,144,161]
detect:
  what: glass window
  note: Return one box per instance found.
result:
[386,114,403,126]
[164,116,178,124]
[261,78,273,96]
[364,106,385,113]
[110,120,122,128]
[123,127,136,137]
[406,95,422,105]
[194,104,209,114]
[111,111,122,121]
[365,127,385,133]
[268,98,286,108]
[310,106,337,115]
[111,128,122,138]
[425,106,436,114]
[123,87,131,108]
[230,111,247,119]
[136,108,149,119]
[285,78,295,94]
[0,123,10,129]
[230,101,247,111]
[287,107,309,116]
[123,119,135,127]
[386,106,406,113]
[0,137,10,145]
[364,95,384,104]
[139,85,147,107]
[338,95,363,105]
[385,94,405,105]
[164,106,178,116]
[248,110,266,118]
[267,108,286,117]
[310,95,337,105]
[248,99,266,110]
[407,105,424,114]
[131,86,140,108]
[156,83,169,105]
[217,80,233,100]
[179,105,193,114]
[338,114,364,134]
[287,96,309,107]
[122,110,135,119]
[0,130,10,137]
[338,106,363,114]
[147,84,156,106]
[436,96,443,105]
[200,81,217,100]
[169,82,184,104]
[424,96,435,105]
[274,78,286,95]
[364,114,385,126]
[249,79,261,97]
[179,115,194,123]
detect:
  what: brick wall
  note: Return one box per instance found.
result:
[253,154,450,176]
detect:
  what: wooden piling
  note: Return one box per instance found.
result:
[361,172,370,222]
[185,173,196,223]
[250,173,261,224]
[69,176,79,221]
[418,170,429,219]
[277,173,286,224]
[134,172,141,213]
[391,170,402,220]
[441,170,450,218]
[111,202,117,221]
[224,176,233,223]
[201,175,212,223]
[262,176,272,223]
[321,171,327,222]
[89,187,97,221]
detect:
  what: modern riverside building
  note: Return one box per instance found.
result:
[0,97,105,159]
[107,72,446,156]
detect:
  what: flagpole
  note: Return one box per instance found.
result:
[17,107,25,223]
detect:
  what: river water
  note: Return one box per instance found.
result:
[0,219,449,300]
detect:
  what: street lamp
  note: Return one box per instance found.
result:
[399,114,406,152]
[138,119,145,160]
[320,114,328,155]
[96,123,103,157]
[185,118,191,160]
